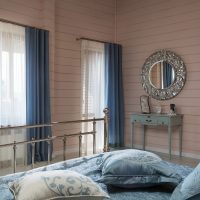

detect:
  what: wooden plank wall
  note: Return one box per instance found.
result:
[0,0,115,157]
[117,0,200,158]
[53,0,115,155]
[0,0,56,119]
[1,0,199,159]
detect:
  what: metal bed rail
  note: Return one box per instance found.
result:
[0,108,109,173]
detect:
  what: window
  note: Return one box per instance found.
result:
[0,22,26,168]
[0,22,26,126]
[81,40,105,154]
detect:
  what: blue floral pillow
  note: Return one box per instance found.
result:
[97,149,182,188]
[9,170,109,200]
[170,163,200,200]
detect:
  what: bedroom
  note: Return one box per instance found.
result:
[0,0,200,199]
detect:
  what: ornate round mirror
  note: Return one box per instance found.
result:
[141,50,186,100]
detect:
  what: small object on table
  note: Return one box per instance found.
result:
[140,95,150,114]
[169,104,176,115]
[153,105,162,114]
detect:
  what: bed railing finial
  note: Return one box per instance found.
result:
[103,108,110,152]
[93,118,97,154]
[13,141,17,173]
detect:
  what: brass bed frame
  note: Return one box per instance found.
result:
[0,108,109,173]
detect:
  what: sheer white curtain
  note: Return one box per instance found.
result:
[0,22,26,169]
[81,40,105,154]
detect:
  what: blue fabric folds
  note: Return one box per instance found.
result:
[170,162,200,200]
[97,149,182,188]
[25,27,52,164]
[104,43,124,147]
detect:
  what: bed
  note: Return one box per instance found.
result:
[0,108,197,200]
[0,152,193,200]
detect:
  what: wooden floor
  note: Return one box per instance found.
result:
[111,147,199,168]
[157,152,199,168]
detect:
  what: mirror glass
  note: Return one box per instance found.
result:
[149,61,175,89]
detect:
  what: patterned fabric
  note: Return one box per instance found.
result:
[9,170,109,200]
[0,151,193,200]
[170,162,200,200]
[97,149,182,188]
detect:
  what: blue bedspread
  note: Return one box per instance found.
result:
[0,152,193,200]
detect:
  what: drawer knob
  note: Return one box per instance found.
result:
[146,119,152,122]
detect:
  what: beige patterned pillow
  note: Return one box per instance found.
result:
[9,170,109,200]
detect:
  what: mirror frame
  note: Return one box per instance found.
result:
[141,50,186,100]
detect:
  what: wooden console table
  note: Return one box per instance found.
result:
[131,113,183,159]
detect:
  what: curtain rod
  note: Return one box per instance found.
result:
[76,37,118,44]
[0,18,49,31]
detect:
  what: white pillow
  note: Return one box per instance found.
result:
[9,170,109,200]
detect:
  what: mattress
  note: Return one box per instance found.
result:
[0,152,193,200]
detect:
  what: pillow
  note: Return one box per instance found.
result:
[97,149,182,188]
[9,170,109,200]
[170,162,200,200]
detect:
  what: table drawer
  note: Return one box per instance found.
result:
[156,117,169,125]
[131,115,168,125]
